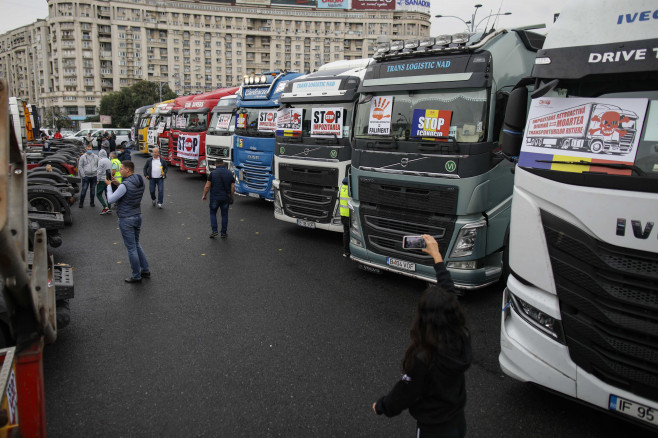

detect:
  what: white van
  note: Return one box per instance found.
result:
[70,128,132,147]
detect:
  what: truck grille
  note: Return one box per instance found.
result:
[358,177,458,215]
[242,162,270,192]
[159,139,169,158]
[183,159,198,169]
[358,203,455,264]
[279,182,336,222]
[541,210,658,402]
[207,146,229,158]
[278,163,338,187]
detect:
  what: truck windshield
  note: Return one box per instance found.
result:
[139,116,150,129]
[208,112,235,136]
[235,107,277,138]
[543,86,658,179]
[180,112,208,132]
[283,103,354,139]
[354,88,488,144]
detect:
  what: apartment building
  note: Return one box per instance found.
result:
[0,0,430,123]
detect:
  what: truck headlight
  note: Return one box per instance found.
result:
[509,292,565,343]
[199,159,207,168]
[349,212,361,238]
[450,221,485,258]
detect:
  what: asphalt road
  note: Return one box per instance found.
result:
[43,153,655,437]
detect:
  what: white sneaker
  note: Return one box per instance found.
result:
[158,203,163,209]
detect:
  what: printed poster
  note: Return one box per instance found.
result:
[519,97,648,174]
[276,108,303,136]
[177,134,201,160]
[258,110,278,132]
[411,109,452,139]
[236,113,248,129]
[368,96,393,135]
[311,107,343,137]
[215,114,232,130]
[147,129,158,147]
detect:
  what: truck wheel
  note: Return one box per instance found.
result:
[590,140,604,154]
[28,193,59,213]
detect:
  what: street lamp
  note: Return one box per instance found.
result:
[474,12,512,32]
[436,4,510,33]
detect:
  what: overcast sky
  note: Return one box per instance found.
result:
[1,0,570,36]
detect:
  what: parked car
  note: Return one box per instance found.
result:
[69,128,132,147]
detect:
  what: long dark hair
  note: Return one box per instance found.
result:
[402,286,468,372]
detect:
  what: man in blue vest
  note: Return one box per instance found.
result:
[105,160,151,283]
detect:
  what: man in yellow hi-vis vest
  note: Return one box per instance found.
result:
[340,176,350,258]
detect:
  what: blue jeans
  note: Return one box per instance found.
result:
[118,214,150,279]
[209,198,229,235]
[149,177,164,204]
[80,176,97,205]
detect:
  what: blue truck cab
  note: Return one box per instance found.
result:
[233,71,304,200]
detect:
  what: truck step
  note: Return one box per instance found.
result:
[26,253,75,300]
[27,211,65,229]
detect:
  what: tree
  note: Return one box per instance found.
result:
[98,81,177,128]
[42,107,73,131]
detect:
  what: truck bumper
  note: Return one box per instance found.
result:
[349,245,501,290]
[500,275,658,418]
[273,210,342,232]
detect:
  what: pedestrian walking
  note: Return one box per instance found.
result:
[105,160,150,283]
[202,161,234,238]
[96,149,112,215]
[78,144,98,208]
[117,144,132,162]
[143,147,168,208]
[339,176,351,258]
[373,235,471,438]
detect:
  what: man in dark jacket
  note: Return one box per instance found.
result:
[105,160,150,283]
[143,147,168,209]
[202,161,235,238]
[117,145,132,162]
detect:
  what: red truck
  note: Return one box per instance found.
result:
[178,87,239,174]
[166,95,196,167]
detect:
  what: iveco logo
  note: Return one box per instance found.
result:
[400,158,409,167]
[616,218,655,239]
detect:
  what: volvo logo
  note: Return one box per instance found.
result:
[303,148,310,156]
[400,158,409,167]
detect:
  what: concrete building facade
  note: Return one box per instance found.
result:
[0,0,430,123]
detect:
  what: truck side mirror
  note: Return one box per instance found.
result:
[501,86,528,157]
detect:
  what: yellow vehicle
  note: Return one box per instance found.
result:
[146,99,175,154]
[138,104,157,154]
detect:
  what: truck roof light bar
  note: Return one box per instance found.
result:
[434,35,452,46]
[376,42,390,54]
[451,33,470,45]
[419,37,435,47]
[404,39,420,50]
[389,40,404,51]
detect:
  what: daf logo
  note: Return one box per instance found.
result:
[250,146,257,151]
[400,158,409,167]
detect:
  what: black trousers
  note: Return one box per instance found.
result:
[341,216,350,254]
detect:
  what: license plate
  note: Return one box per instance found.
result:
[387,257,416,272]
[609,395,658,427]
[248,192,260,199]
[187,170,193,174]
[297,219,316,229]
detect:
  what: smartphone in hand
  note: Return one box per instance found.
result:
[402,235,426,249]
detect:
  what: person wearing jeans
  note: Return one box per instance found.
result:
[78,144,98,207]
[143,147,168,208]
[202,161,235,238]
[106,160,150,283]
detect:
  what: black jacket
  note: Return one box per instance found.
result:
[375,262,471,431]
[118,149,131,162]
[143,157,168,179]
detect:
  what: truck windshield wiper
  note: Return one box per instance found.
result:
[535,159,646,176]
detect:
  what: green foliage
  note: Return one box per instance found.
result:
[42,107,73,130]
[98,81,177,128]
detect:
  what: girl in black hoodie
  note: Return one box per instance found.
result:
[373,235,472,438]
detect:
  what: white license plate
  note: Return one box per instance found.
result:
[297,219,316,229]
[248,192,260,198]
[186,170,194,174]
[387,257,416,272]
[609,395,658,427]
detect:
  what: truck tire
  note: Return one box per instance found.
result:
[590,140,604,154]
[28,192,60,213]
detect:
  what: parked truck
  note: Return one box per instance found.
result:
[138,105,157,154]
[272,59,371,231]
[167,95,196,167]
[146,100,175,154]
[233,71,304,200]
[205,94,239,173]
[348,28,544,289]
[178,87,239,175]
[499,0,658,430]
